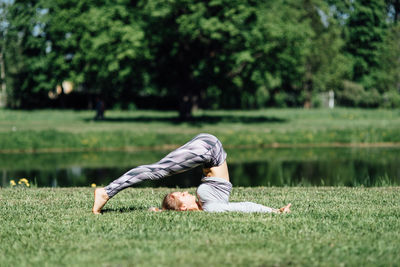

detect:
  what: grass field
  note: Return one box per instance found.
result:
[1,109,399,266]
[0,108,400,151]
[1,187,399,266]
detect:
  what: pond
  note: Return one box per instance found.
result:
[1,147,399,188]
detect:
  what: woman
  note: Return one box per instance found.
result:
[92,133,291,214]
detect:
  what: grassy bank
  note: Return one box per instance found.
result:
[0,108,399,151]
[1,187,399,266]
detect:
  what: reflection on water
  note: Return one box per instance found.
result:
[1,147,399,187]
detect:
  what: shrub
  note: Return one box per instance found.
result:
[382,90,400,108]
[337,80,381,108]
[274,92,288,108]
[361,88,381,108]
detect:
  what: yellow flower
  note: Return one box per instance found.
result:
[91,183,96,188]
[19,178,29,184]
[16,178,30,187]
[10,180,16,186]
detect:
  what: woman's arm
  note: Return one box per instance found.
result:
[204,202,291,213]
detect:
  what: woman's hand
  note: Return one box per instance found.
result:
[148,207,162,212]
[279,203,291,213]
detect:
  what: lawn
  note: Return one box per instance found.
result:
[0,187,399,266]
[1,109,399,266]
[0,108,399,151]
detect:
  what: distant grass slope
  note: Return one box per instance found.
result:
[0,108,399,151]
[1,187,399,266]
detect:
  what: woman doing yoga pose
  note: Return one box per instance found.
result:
[92,133,291,214]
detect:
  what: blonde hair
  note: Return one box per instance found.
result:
[162,193,181,210]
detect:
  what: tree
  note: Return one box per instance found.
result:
[3,0,399,112]
[299,0,351,107]
[372,24,400,93]
[326,0,400,107]
[386,0,400,23]
[140,0,315,117]
[346,0,387,87]
[0,1,8,106]
[41,0,148,107]
[1,0,52,108]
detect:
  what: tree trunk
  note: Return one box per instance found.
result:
[395,0,400,23]
[179,93,197,120]
[177,77,199,120]
[0,52,6,108]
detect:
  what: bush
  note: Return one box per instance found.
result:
[361,88,381,108]
[274,92,288,108]
[255,86,270,108]
[311,93,322,108]
[382,90,400,108]
[337,80,381,108]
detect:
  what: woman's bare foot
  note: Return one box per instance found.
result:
[92,188,110,214]
[279,203,292,213]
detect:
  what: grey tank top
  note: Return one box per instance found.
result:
[196,177,273,213]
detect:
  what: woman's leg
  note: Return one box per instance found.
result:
[93,133,226,213]
[105,133,227,198]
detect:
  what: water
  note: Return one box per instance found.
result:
[1,147,399,188]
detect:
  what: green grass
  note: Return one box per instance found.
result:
[1,187,399,266]
[0,108,400,151]
[1,109,399,265]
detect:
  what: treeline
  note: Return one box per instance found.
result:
[1,0,400,117]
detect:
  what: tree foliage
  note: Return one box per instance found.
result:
[2,0,400,115]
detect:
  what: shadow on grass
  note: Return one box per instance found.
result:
[86,115,287,125]
[101,206,142,213]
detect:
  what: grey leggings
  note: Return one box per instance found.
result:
[105,133,227,198]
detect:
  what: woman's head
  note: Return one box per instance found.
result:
[162,192,181,210]
[162,191,200,211]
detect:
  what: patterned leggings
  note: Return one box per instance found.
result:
[105,133,227,198]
